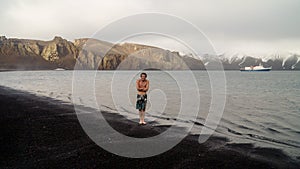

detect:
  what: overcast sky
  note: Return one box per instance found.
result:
[1,0,300,56]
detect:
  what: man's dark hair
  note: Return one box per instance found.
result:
[140,72,147,78]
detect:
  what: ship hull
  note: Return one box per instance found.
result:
[240,68,271,71]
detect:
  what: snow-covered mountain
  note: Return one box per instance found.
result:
[191,52,300,70]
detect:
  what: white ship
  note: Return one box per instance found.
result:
[240,65,271,71]
[54,68,66,71]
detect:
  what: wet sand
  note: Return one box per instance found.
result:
[0,86,299,169]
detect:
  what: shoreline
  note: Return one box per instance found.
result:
[0,86,299,169]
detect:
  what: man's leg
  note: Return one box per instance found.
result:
[139,110,143,124]
[141,110,146,124]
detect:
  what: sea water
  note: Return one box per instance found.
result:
[0,70,299,158]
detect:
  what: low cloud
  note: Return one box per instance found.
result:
[0,0,299,55]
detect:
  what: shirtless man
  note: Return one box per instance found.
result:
[136,72,149,125]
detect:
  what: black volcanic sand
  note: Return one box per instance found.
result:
[0,86,299,169]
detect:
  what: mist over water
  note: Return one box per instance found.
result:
[0,70,299,158]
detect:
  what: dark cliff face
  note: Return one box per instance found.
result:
[0,36,299,70]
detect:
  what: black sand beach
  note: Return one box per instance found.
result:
[0,86,299,169]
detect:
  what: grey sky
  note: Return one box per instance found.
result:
[1,0,300,56]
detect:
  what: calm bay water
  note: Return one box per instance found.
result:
[0,70,299,158]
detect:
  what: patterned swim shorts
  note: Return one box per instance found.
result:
[136,94,147,111]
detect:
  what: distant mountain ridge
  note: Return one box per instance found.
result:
[0,36,299,70]
[199,53,300,70]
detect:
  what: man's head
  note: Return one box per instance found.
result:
[140,72,147,80]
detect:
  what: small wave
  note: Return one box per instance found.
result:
[226,127,300,148]
[222,118,260,133]
[237,124,252,130]
[227,128,243,135]
[291,130,300,135]
[246,133,300,148]
[191,120,204,126]
[102,105,117,111]
[266,127,281,134]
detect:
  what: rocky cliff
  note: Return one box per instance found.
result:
[0,36,299,70]
[0,36,77,70]
[0,36,203,70]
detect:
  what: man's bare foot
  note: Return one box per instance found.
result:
[142,122,147,125]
